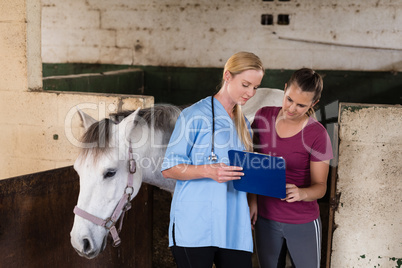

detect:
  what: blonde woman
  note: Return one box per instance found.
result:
[162,52,264,268]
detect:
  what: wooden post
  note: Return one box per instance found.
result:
[326,123,339,268]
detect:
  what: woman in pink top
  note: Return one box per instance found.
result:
[249,68,333,268]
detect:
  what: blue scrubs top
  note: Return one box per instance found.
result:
[161,96,253,252]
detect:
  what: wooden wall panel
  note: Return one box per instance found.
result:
[0,166,152,267]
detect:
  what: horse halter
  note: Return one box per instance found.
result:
[73,144,137,247]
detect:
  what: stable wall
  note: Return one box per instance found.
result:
[39,0,402,117]
[0,0,153,180]
[42,63,402,110]
[41,0,402,71]
[332,103,402,267]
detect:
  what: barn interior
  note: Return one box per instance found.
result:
[0,0,401,267]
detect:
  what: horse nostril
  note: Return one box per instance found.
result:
[83,238,91,253]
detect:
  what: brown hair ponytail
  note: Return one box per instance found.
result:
[287,68,323,117]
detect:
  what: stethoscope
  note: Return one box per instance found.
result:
[208,95,218,162]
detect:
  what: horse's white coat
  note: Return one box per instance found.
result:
[70,88,283,258]
[242,88,284,122]
[130,127,176,192]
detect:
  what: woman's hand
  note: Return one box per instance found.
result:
[281,161,330,202]
[206,163,244,183]
[248,194,258,229]
[281,184,307,202]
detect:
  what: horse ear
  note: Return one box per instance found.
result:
[76,106,98,130]
[119,108,141,137]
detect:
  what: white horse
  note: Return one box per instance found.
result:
[70,88,284,259]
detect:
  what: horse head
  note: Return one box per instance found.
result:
[70,108,144,259]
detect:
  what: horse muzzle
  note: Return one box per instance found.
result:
[71,234,107,259]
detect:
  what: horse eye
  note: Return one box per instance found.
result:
[104,169,117,179]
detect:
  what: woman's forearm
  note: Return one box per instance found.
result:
[162,163,244,183]
[162,164,209,181]
[300,182,327,201]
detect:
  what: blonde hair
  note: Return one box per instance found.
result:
[223,52,265,151]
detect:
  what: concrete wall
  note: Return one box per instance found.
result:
[0,0,153,180]
[332,103,402,267]
[41,0,402,71]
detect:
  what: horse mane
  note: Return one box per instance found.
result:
[110,104,182,131]
[80,104,182,158]
[80,118,115,158]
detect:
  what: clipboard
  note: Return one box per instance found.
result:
[228,150,286,198]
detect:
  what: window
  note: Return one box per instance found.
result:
[261,14,274,25]
[277,14,290,25]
